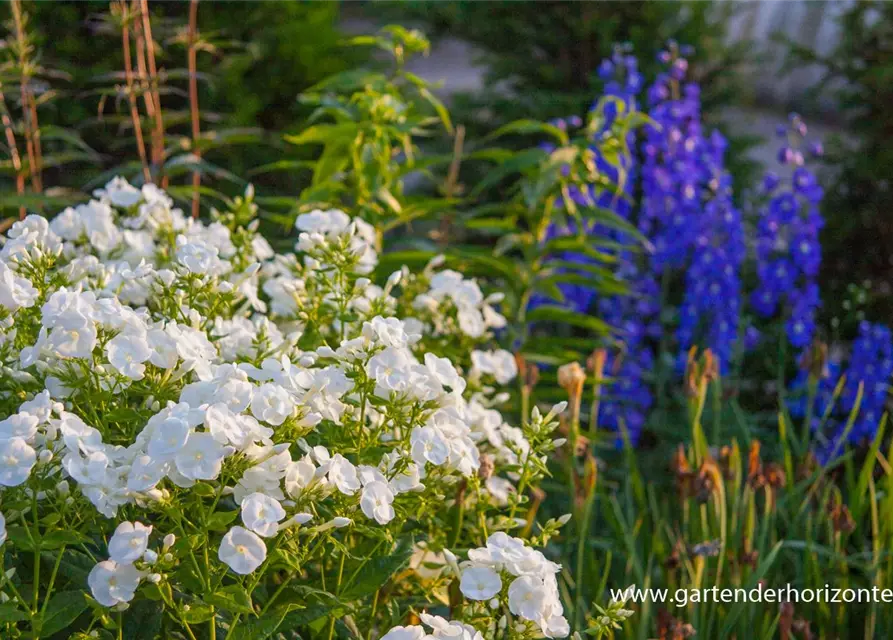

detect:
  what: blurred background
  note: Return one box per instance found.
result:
[1,0,890,319]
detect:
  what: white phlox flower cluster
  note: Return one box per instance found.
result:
[408,263,507,340]
[380,613,485,640]
[87,522,170,608]
[458,533,570,638]
[0,178,536,617]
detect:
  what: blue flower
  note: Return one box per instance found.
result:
[789,322,893,460]
[751,113,824,348]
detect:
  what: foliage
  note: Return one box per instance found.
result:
[0,0,354,214]
[2,8,893,640]
[362,0,762,190]
[783,0,893,325]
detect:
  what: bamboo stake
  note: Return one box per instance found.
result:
[187,0,201,218]
[10,0,41,193]
[0,85,26,219]
[119,1,151,183]
[139,0,166,186]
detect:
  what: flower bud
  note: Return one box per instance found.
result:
[143,550,158,564]
[147,573,162,584]
[163,534,176,551]
[557,362,586,400]
[38,449,53,464]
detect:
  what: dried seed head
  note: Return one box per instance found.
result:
[557,362,586,399]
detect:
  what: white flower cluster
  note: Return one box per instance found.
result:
[458,533,569,638]
[411,268,506,339]
[381,613,485,640]
[87,522,170,608]
[0,178,532,615]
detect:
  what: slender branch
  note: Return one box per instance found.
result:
[10,0,41,193]
[139,0,166,186]
[187,0,201,218]
[119,1,151,183]
[0,85,26,219]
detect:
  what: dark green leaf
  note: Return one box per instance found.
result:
[525,305,612,335]
[207,509,240,532]
[0,603,29,623]
[340,543,414,600]
[205,585,254,616]
[38,590,89,638]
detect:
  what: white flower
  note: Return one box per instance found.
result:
[107,332,153,380]
[327,454,360,495]
[380,626,426,640]
[218,526,267,574]
[284,456,316,498]
[471,349,518,384]
[0,413,39,441]
[94,176,143,208]
[250,383,295,426]
[410,426,450,467]
[457,307,486,338]
[360,481,395,524]
[240,492,286,538]
[175,432,229,480]
[176,236,222,275]
[295,209,352,236]
[88,560,143,607]
[0,437,36,486]
[424,353,466,395]
[460,566,502,600]
[108,521,153,564]
[127,455,166,492]
[543,615,570,638]
[362,316,418,349]
[49,322,98,360]
[507,575,548,621]
[147,416,192,461]
[0,262,38,311]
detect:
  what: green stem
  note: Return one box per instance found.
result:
[39,545,66,618]
[574,485,596,631]
[327,552,346,640]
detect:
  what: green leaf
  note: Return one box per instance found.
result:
[483,119,569,145]
[207,509,240,532]
[470,148,545,197]
[40,530,90,550]
[41,549,94,583]
[6,526,36,551]
[37,590,89,638]
[525,305,612,335]
[229,604,336,640]
[340,543,414,600]
[577,204,651,250]
[0,603,29,623]
[418,87,453,134]
[205,585,254,616]
[181,603,216,624]
[285,123,358,147]
[121,600,164,640]
[718,542,783,636]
